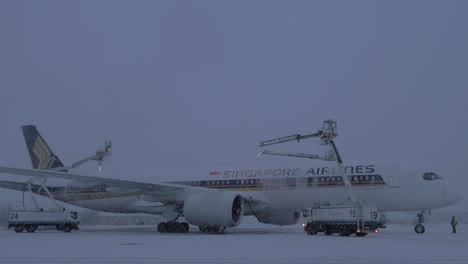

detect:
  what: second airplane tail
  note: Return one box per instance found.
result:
[21,125,67,171]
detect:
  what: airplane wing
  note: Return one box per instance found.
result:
[0,166,267,206]
[0,166,205,204]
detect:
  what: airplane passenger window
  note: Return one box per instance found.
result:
[423,172,443,180]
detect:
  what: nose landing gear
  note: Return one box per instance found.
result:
[414,212,426,234]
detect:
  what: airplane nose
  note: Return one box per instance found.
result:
[446,187,462,205]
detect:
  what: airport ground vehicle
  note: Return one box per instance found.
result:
[262,120,386,237]
[302,205,385,236]
[6,176,80,233]
[8,207,79,233]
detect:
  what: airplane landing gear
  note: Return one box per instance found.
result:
[415,224,425,234]
[414,212,426,234]
[157,222,189,233]
[199,225,226,234]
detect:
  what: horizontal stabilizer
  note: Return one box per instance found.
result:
[0,180,30,192]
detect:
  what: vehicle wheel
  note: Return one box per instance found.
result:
[306,229,317,235]
[14,226,24,233]
[204,226,217,233]
[338,225,349,236]
[415,224,425,234]
[172,222,182,233]
[157,222,167,233]
[305,225,317,235]
[181,222,189,233]
[339,230,351,236]
[324,227,334,235]
[63,224,73,233]
[165,222,174,232]
[200,225,223,234]
[26,225,37,233]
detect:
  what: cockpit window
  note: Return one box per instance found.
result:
[423,172,443,181]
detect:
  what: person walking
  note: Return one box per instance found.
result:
[451,216,458,234]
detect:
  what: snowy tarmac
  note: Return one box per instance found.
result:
[0,223,467,264]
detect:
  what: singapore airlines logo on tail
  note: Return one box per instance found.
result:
[32,136,57,170]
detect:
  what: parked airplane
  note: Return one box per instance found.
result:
[0,125,462,233]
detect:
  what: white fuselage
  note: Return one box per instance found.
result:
[53,164,461,217]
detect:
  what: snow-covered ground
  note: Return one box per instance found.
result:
[0,221,467,264]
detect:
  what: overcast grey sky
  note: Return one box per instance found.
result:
[1,1,467,207]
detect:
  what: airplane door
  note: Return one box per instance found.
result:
[385,167,400,188]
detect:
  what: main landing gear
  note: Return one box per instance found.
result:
[157,222,190,233]
[198,225,226,234]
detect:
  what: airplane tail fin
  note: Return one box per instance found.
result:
[21,125,67,171]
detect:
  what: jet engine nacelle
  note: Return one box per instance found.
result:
[254,210,300,226]
[183,191,244,228]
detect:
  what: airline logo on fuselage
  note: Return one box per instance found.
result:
[214,165,375,179]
